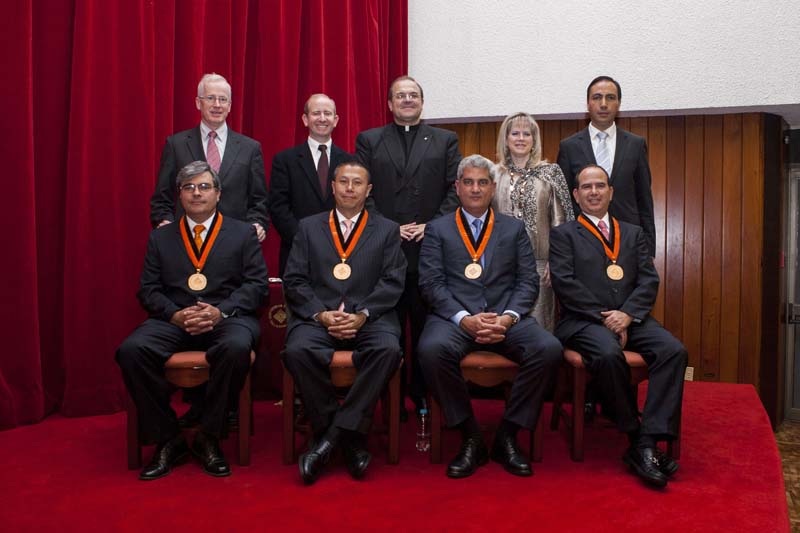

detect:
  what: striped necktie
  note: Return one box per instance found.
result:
[595,131,611,177]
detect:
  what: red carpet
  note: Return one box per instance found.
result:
[0,382,788,532]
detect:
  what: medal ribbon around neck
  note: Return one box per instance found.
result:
[578,214,620,263]
[179,213,223,274]
[329,210,368,263]
[455,207,494,263]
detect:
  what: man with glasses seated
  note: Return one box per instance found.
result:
[118,161,268,480]
[355,75,462,420]
[417,155,562,479]
[149,73,269,429]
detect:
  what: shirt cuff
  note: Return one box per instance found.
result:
[502,310,520,320]
[451,310,469,326]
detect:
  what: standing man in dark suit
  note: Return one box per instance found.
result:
[117,161,269,480]
[417,155,562,479]
[269,93,351,276]
[356,76,461,414]
[150,73,269,241]
[549,165,686,488]
[557,76,655,257]
[149,73,269,426]
[282,161,407,485]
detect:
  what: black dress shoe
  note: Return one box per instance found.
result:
[299,438,335,485]
[584,401,596,423]
[623,446,668,487]
[342,437,371,480]
[191,432,231,477]
[447,436,489,478]
[139,435,189,481]
[490,432,532,477]
[654,448,679,477]
[177,405,203,429]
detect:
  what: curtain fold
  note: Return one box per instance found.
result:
[1,0,407,429]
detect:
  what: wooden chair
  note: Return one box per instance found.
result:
[550,348,681,461]
[282,350,401,465]
[127,350,255,469]
[428,351,545,464]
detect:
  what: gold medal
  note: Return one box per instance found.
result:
[333,262,352,280]
[464,262,482,279]
[606,264,624,280]
[188,271,208,291]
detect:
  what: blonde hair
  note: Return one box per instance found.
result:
[495,112,544,170]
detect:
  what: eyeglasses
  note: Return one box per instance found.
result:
[179,182,218,193]
[197,95,230,105]
[393,92,420,101]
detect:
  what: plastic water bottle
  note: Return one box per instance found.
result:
[416,407,431,452]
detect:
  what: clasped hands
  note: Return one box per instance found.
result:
[459,312,514,344]
[170,301,222,335]
[318,309,367,340]
[601,310,632,348]
[399,222,425,242]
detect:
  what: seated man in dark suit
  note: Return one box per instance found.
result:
[282,161,407,485]
[117,161,268,480]
[417,154,562,479]
[549,164,687,488]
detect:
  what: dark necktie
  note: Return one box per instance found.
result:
[318,145,329,197]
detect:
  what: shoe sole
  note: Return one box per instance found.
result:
[623,453,668,488]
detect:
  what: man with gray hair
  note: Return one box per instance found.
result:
[118,161,268,480]
[149,73,269,429]
[417,154,562,478]
[150,73,268,240]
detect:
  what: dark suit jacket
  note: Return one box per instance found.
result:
[282,209,407,336]
[557,126,656,256]
[549,217,659,342]
[355,122,461,272]
[149,126,269,230]
[419,211,539,320]
[268,141,351,276]
[137,214,269,338]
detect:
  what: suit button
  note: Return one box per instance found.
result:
[612,288,619,293]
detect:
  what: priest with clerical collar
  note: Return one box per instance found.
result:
[282,160,407,485]
[116,160,268,481]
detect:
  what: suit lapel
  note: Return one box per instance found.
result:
[349,210,374,259]
[482,211,501,272]
[186,126,205,162]
[576,222,608,260]
[610,128,629,180]
[218,130,242,178]
[297,143,326,202]
[404,123,433,180]
[578,128,596,167]
[381,126,406,183]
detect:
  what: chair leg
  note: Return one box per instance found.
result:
[127,394,141,470]
[282,366,296,465]
[429,395,443,464]
[387,366,400,464]
[550,363,568,431]
[571,366,586,462]
[237,370,251,466]
[531,409,544,462]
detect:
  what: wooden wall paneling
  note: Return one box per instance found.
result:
[462,123,481,158]
[682,116,705,371]
[664,116,685,338]
[559,119,583,142]
[540,120,560,164]
[701,115,724,381]
[645,117,667,322]
[739,114,764,388]
[478,122,497,160]
[617,117,631,131]
[719,114,743,383]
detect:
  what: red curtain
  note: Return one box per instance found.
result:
[0,0,407,429]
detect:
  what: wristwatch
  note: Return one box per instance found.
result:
[503,312,520,326]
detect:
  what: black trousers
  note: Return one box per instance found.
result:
[396,271,428,405]
[116,318,256,444]
[563,317,687,440]
[282,323,401,436]
[417,315,562,430]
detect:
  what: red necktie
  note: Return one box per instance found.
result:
[598,219,610,241]
[207,131,221,172]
